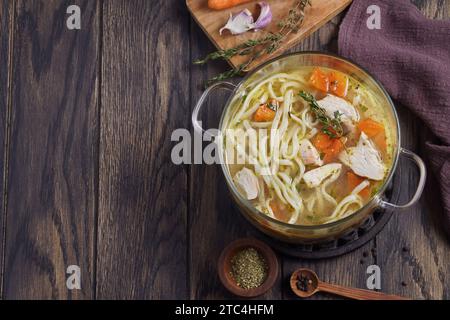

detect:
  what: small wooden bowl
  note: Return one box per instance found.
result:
[218,238,279,298]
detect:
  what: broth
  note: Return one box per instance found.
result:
[224,66,394,226]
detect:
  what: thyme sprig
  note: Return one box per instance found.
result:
[195,0,311,85]
[194,34,281,65]
[299,91,344,138]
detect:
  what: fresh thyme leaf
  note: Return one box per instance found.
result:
[333,111,341,119]
[195,0,312,85]
[298,91,344,138]
[193,36,277,65]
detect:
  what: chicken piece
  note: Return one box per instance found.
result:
[303,163,342,188]
[234,167,260,200]
[299,139,323,166]
[317,94,360,130]
[339,132,385,181]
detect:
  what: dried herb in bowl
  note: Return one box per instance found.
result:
[230,247,268,289]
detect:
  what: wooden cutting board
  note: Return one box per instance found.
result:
[187,0,352,71]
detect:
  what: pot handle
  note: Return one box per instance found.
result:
[380,148,427,210]
[192,81,236,139]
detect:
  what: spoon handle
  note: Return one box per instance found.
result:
[318,282,410,300]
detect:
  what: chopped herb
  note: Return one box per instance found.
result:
[359,104,369,112]
[230,248,268,290]
[298,91,344,138]
[371,186,381,197]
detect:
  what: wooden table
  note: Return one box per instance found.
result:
[0,0,448,300]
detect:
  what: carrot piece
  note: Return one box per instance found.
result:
[270,200,291,223]
[329,71,349,97]
[313,133,344,163]
[358,118,387,152]
[347,171,362,189]
[253,103,276,122]
[357,118,385,138]
[312,132,333,151]
[347,172,370,198]
[310,67,330,92]
[372,131,387,153]
[208,0,253,10]
[322,138,344,163]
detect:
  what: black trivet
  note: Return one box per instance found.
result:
[251,180,398,259]
[253,208,393,259]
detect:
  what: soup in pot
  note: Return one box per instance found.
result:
[223,66,395,226]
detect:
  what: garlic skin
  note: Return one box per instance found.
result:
[253,2,273,30]
[220,9,254,35]
[219,2,272,36]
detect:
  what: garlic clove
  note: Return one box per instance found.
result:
[219,9,254,35]
[253,2,273,30]
[219,3,273,36]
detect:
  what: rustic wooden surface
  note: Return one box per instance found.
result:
[0,0,12,298]
[186,0,352,69]
[97,0,189,299]
[0,0,449,300]
[2,0,99,299]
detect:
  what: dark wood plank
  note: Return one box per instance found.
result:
[0,0,14,298]
[3,0,99,299]
[188,20,283,300]
[375,0,450,300]
[97,0,189,299]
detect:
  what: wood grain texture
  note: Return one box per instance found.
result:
[0,0,14,299]
[374,1,450,300]
[3,0,99,299]
[189,20,283,300]
[0,0,448,300]
[97,0,190,299]
[186,0,352,70]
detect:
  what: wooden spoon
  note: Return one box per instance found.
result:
[290,268,409,300]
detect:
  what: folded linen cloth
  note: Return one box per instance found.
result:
[338,0,450,236]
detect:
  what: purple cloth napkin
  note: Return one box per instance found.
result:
[338,0,450,236]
